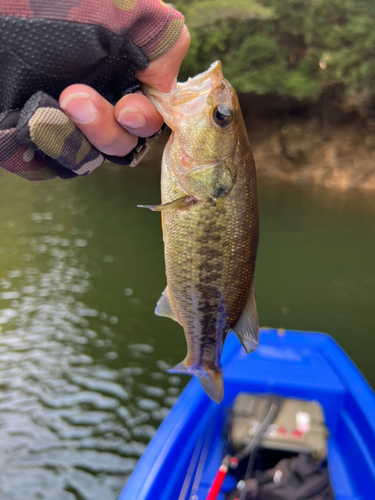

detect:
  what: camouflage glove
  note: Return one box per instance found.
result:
[0,0,184,180]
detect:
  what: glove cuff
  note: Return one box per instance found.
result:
[0,91,152,180]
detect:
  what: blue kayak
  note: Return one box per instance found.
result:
[120,329,375,500]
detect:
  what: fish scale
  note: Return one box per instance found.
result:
[141,62,259,403]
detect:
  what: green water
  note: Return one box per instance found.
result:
[0,163,374,499]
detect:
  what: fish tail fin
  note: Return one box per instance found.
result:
[169,363,223,404]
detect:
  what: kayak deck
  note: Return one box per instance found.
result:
[120,329,375,500]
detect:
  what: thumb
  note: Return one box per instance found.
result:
[136,25,190,93]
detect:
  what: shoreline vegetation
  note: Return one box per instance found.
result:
[177,0,375,111]
[152,0,375,190]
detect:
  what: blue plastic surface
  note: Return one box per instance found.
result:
[119,329,375,500]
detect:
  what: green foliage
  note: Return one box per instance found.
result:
[176,0,375,100]
[178,0,273,28]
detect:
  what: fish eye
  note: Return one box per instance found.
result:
[212,105,233,128]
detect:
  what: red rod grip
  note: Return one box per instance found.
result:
[205,465,228,500]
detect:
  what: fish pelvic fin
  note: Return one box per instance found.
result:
[169,363,223,404]
[155,287,179,324]
[231,282,259,354]
[137,196,197,212]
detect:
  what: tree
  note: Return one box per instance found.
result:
[177,0,375,102]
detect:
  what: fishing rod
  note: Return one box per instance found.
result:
[205,401,279,500]
[178,402,220,500]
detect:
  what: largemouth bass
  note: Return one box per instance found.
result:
[140,61,259,403]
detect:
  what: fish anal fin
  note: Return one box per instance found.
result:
[155,287,179,323]
[137,196,196,212]
[169,362,223,404]
[231,282,259,354]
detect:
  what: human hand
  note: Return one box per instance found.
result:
[59,25,190,159]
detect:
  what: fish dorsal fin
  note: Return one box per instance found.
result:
[155,287,179,323]
[231,282,259,354]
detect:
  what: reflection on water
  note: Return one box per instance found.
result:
[0,163,374,499]
[256,178,375,383]
[0,168,182,500]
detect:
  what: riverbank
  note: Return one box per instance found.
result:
[244,91,375,190]
[249,117,375,190]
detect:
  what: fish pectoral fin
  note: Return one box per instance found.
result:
[231,282,259,354]
[169,363,223,404]
[137,196,196,212]
[155,287,179,323]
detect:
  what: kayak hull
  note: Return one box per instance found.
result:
[120,329,375,500]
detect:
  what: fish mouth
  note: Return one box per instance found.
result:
[170,61,224,102]
[176,61,223,89]
[144,61,223,109]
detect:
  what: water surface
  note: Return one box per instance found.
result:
[0,163,374,499]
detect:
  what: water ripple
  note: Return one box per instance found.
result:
[0,176,183,500]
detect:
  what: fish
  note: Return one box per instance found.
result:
[139,61,259,403]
